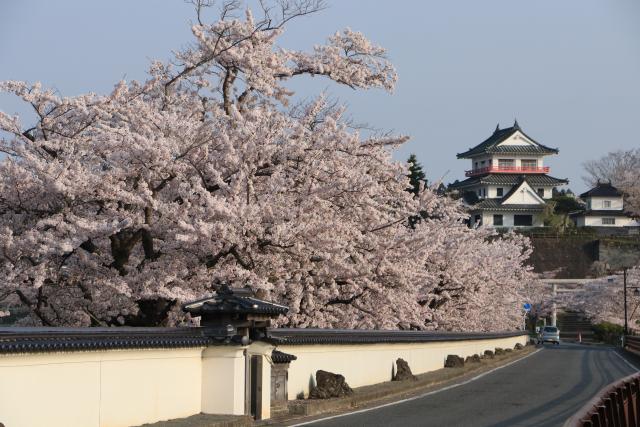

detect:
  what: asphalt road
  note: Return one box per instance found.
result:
[302,344,638,427]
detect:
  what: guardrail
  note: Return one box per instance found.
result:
[627,335,640,354]
[565,372,640,426]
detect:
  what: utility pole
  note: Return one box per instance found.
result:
[551,284,557,327]
[624,267,629,336]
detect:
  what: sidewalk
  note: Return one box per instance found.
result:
[137,414,253,427]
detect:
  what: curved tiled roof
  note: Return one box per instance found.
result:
[266,328,527,345]
[459,176,546,212]
[272,349,297,364]
[570,210,635,217]
[457,124,558,159]
[580,182,623,198]
[469,199,546,212]
[450,174,568,189]
[0,327,210,354]
[183,286,288,317]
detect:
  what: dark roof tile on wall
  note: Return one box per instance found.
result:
[266,328,527,345]
[0,327,211,354]
[271,349,297,363]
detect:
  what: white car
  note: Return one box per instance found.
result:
[539,326,560,345]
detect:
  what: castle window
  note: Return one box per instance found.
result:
[537,188,545,198]
[521,159,537,169]
[602,217,615,225]
[496,188,504,197]
[498,159,515,168]
[514,215,533,226]
[493,214,503,226]
[603,200,611,208]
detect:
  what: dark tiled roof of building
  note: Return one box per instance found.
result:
[580,182,623,198]
[450,174,568,189]
[272,349,297,364]
[183,286,288,317]
[266,328,527,345]
[0,327,211,354]
[457,123,559,159]
[469,199,546,212]
[570,209,635,217]
[462,177,545,212]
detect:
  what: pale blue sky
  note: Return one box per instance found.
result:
[1,0,639,192]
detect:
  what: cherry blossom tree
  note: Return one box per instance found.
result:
[417,224,537,331]
[560,267,640,327]
[0,0,535,330]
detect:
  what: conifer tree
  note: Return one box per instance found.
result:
[407,154,427,197]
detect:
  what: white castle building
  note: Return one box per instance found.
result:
[571,182,640,228]
[450,121,568,228]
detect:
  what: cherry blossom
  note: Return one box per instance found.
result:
[561,267,640,326]
[0,1,535,330]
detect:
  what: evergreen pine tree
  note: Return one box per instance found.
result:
[407,154,427,197]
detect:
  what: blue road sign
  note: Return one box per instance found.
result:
[523,303,532,312]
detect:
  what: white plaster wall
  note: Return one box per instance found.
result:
[481,211,506,227]
[481,211,544,228]
[534,187,552,199]
[279,335,527,400]
[499,132,532,146]
[201,346,246,416]
[487,185,512,198]
[583,215,640,227]
[587,197,624,210]
[0,334,533,424]
[0,347,203,427]
[502,181,543,205]
[200,342,274,419]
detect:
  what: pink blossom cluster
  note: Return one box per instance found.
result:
[0,5,535,330]
[560,267,640,326]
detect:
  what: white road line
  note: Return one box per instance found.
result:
[288,348,543,427]
[613,349,640,372]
